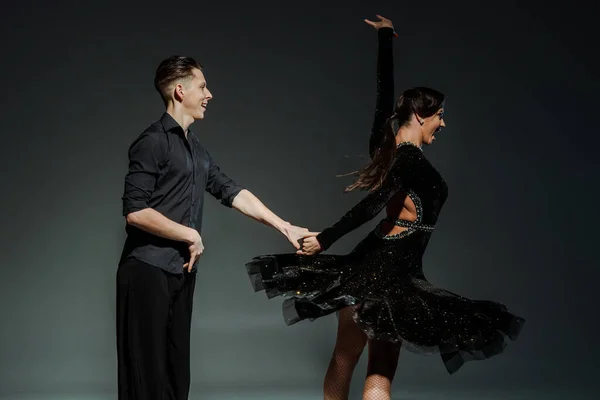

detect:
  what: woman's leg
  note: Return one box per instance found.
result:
[362,339,401,400]
[323,306,368,400]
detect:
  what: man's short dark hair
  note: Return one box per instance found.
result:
[154,56,203,105]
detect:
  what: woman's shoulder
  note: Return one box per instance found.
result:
[394,142,424,163]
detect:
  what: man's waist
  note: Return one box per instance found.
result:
[121,238,188,263]
[123,231,188,250]
[125,222,201,238]
[121,251,193,274]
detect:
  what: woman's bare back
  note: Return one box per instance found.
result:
[378,190,417,236]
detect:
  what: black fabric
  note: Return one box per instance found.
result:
[116,258,196,399]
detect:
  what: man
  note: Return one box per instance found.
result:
[117,55,314,400]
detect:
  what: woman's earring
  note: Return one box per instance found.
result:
[419,119,424,125]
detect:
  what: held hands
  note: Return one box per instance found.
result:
[183,228,204,272]
[364,14,395,31]
[282,223,319,250]
[281,222,322,255]
[297,235,322,256]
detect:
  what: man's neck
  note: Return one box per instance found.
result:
[165,106,194,137]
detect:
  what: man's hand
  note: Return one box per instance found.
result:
[183,228,204,272]
[282,223,319,250]
[297,236,322,256]
[364,14,394,30]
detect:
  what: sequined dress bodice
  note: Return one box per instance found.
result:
[379,142,448,236]
[316,141,448,250]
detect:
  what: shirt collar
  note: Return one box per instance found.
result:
[160,112,187,135]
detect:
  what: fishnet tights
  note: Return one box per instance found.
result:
[323,307,401,400]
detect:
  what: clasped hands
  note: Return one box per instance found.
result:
[281,223,322,256]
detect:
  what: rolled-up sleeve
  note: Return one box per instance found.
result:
[122,133,162,216]
[205,152,244,208]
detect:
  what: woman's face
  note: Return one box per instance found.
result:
[421,107,446,145]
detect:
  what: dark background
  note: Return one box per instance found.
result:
[1,0,598,398]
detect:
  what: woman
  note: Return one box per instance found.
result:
[246,15,524,400]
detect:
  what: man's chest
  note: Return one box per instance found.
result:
[162,140,210,181]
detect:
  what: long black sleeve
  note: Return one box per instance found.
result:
[368,27,395,159]
[316,156,407,251]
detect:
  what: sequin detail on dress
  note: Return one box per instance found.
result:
[397,141,422,150]
[374,188,434,240]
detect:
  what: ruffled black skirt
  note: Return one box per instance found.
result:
[246,231,524,374]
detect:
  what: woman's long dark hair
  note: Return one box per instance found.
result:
[345,87,445,192]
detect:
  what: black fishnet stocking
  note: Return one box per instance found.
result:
[323,306,367,400]
[362,339,401,400]
[323,306,402,400]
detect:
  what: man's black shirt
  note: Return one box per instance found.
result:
[120,113,244,274]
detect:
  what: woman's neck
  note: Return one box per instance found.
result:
[395,127,422,148]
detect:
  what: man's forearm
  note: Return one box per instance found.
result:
[126,208,196,243]
[231,189,289,233]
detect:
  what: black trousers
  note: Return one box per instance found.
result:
[116,258,196,400]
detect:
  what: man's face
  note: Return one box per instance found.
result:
[181,68,212,120]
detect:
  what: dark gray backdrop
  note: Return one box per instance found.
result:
[1,0,598,398]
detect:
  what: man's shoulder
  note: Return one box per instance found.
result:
[140,118,167,137]
[126,118,171,160]
[131,118,168,145]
